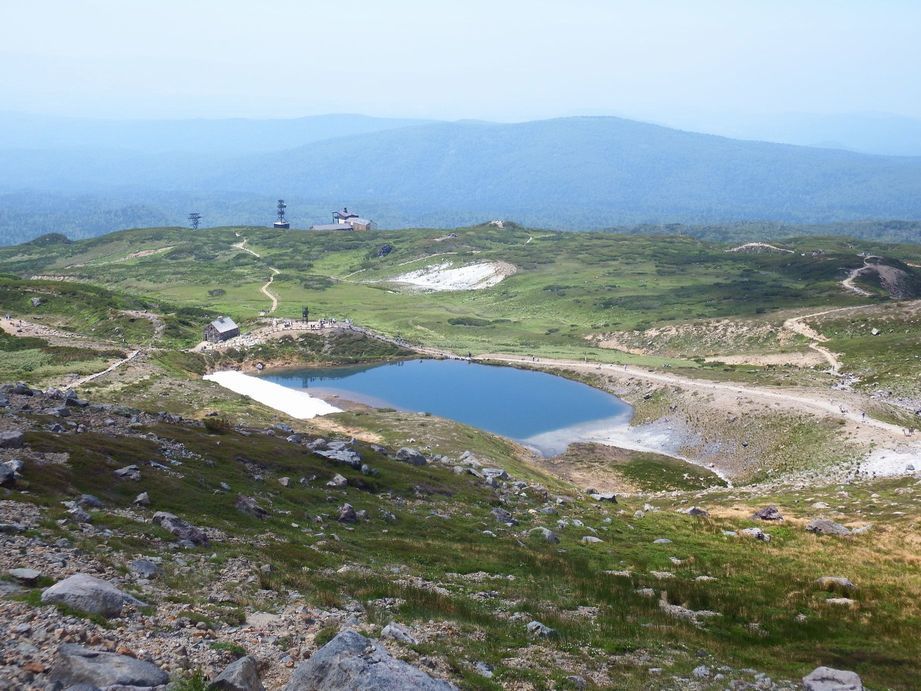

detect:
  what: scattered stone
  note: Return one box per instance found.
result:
[284,630,454,690]
[526,620,556,638]
[653,538,672,544]
[9,567,42,585]
[588,491,617,502]
[50,644,169,689]
[580,535,603,544]
[152,511,210,546]
[315,447,362,468]
[739,527,771,542]
[802,666,863,691]
[825,597,857,608]
[209,655,265,691]
[686,507,709,517]
[490,507,517,525]
[692,665,711,678]
[752,506,783,521]
[807,519,851,536]
[0,429,24,449]
[658,593,720,625]
[77,494,104,509]
[236,494,270,519]
[128,559,161,579]
[66,505,92,524]
[326,473,348,489]
[0,463,15,487]
[134,491,150,507]
[113,464,141,481]
[528,527,559,544]
[337,503,358,523]
[816,576,856,593]
[381,621,418,644]
[278,476,290,487]
[395,447,427,466]
[40,573,136,618]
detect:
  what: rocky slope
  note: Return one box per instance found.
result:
[1,383,916,689]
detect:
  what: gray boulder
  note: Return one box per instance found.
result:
[77,494,104,509]
[0,429,24,449]
[128,559,161,580]
[134,491,151,506]
[490,507,517,525]
[113,464,141,481]
[235,494,270,519]
[315,448,362,469]
[588,491,617,503]
[0,463,15,487]
[528,527,559,544]
[9,567,41,585]
[526,620,556,637]
[807,519,851,536]
[739,527,771,542]
[802,666,862,691]
[381,621,418,644]
[752,506,783,521]
[152,511,210,546]
[40,574,136,618]
[284,630,454,690]
[395,447,427,466]
[815,576,856,593]
[50,644,169,688]
[337,503,357,523]
[209,655,265,691]
[326,473,348,489]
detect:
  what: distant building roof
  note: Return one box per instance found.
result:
[312,223,352,231]
[334,208,358,219]
[350,217,372,225]
[209,316,239,333]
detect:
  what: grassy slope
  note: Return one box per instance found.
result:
[3,226,911,355]
[3,225,920,396]
[9,413,921,689]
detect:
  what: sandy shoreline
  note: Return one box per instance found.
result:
[203,371,342,419]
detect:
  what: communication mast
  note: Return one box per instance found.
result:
[188,212,202,230]
[273,200,290,229]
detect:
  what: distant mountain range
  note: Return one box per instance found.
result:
[2,113,921,244]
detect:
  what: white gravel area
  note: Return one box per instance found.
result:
[390,261,516,291]
[859,446,921,477]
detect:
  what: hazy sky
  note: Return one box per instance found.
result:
[1,0,920,123]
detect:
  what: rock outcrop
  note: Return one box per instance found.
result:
[40,573,138,618]
[50,644,169,689]
[284,630,454,690]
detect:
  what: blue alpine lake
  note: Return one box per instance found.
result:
[260,358,633,456]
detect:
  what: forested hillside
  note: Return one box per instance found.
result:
[3,116,921,243]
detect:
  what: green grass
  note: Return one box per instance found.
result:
[7,411,919,688]
[0,226,895,363]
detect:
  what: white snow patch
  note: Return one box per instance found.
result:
[391,261,516,292]
[203,370,341,419]
[858,447,921,478]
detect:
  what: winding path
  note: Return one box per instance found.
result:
[261,268,280,314]
[233,237,281,314]
[841,260,874,297]
[780,306,860,374]
[65,350,142,390]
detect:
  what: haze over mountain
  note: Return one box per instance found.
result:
[2,114,921,244]
[662,111,921,157]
